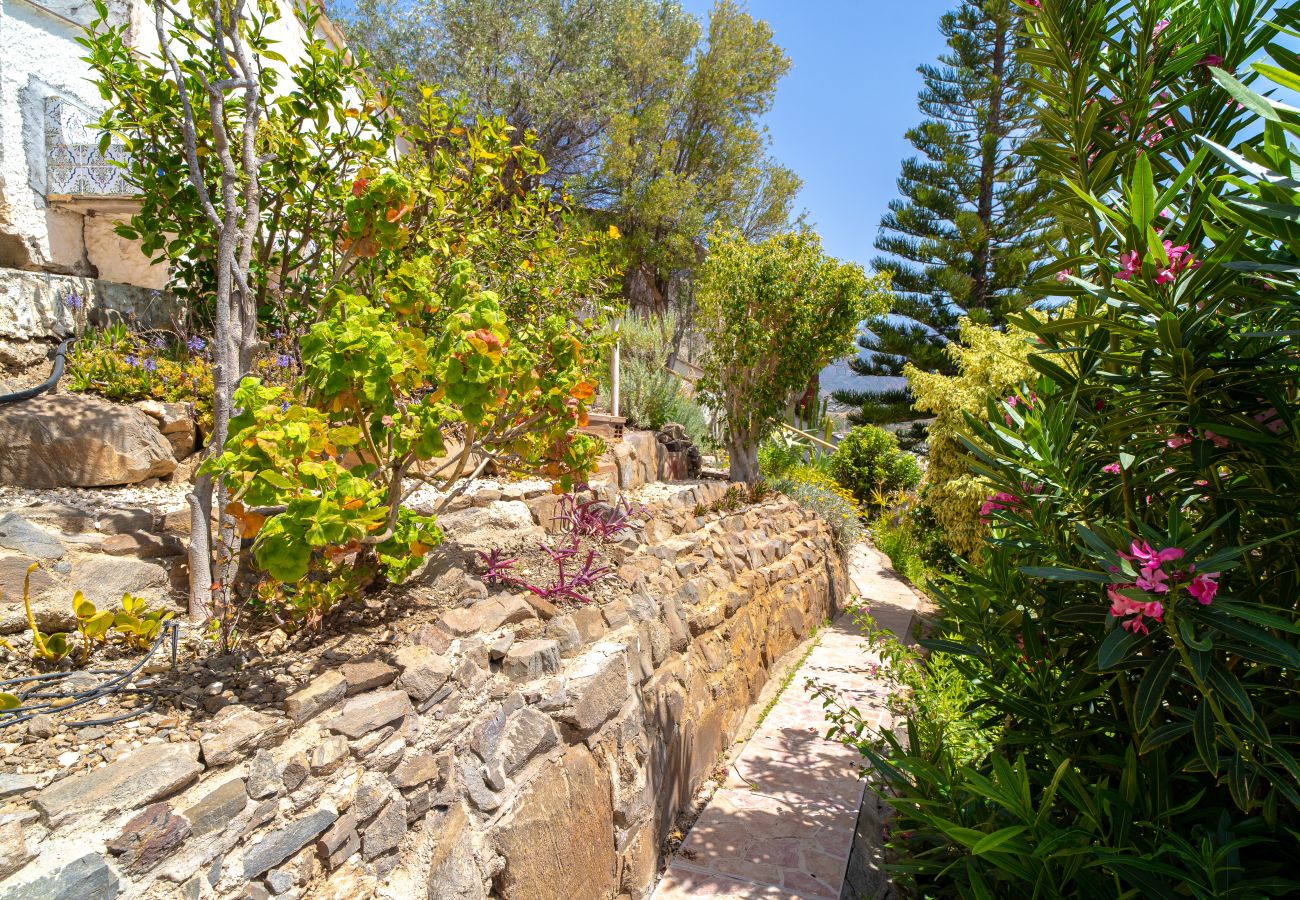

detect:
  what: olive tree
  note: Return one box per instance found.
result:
[696,229,890,482]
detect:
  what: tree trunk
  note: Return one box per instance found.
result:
[728,429,759,484]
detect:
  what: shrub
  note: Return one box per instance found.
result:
[829,425,921,508]
[849,3,1300,896]
[769,465,863,551]
[906,316,1036,557]
[602,313,710,447]
[68,324,214,432]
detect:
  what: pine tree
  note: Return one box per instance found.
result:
[834,0,1049,427]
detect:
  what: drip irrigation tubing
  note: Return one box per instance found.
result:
[0,338,72,404]
[0,620,181,729]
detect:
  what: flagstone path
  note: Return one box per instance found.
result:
[653,543,927,899]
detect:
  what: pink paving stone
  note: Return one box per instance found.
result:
[652,543,926,899]
[656,864,804,898]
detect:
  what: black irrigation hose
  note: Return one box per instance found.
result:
[0,621,180,730]
[0,338,72,404]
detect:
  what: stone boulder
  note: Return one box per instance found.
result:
[0,394,176,487]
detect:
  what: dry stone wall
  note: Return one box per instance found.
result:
[0,484,848,900]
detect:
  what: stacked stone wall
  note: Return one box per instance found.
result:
[0,485,847,900]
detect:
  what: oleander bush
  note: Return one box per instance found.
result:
[825,2,1300,896]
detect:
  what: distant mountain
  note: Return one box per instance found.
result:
[819,358,905,409]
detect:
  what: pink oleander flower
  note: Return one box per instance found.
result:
[1204,430,1229,449]
[1153,18,1170,38]
[1136,564,1170,594]
[1198,53,1226,68]
[1056,268,1072,283]
[1166,433,1192,449]
[979,491,1020,519]
[1103,462,1121,475]
[1125,541,1186,567]
[1024,0,1041,7]
[1116,251,1140,281]
[1154,240,1199,284]
[1254,408,1283,434]
[1109,586,1165,634]
[1187,572,1220,605]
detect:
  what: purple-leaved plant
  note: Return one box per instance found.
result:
[552,494,648,541]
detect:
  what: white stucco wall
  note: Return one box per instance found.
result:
[0,0,128,273]
[0,0,347,288]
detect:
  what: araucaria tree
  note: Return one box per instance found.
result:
[835,0,1049,426]
[696,230,889,483]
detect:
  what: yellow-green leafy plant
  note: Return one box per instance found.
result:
[905,316,1036,556]
[72,591,115,656]
[11,564,72,662]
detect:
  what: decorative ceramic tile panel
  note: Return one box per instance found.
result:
[45,96,133,197]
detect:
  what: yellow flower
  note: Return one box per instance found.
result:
[607,225,620,240]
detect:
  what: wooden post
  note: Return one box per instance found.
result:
[611,319,621,418]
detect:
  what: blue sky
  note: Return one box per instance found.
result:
[679,0,953,270]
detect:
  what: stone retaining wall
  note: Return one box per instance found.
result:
[0,485,848,900]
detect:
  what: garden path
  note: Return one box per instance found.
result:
[653,543,926,899]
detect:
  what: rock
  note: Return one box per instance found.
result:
[282,755,310,792]
[34,741,202,823]
[106,801,192,873]
[554,643,629,737]
[1,852,120,900]
[501,640,561,681]
[491,708,558,780]
[405,623,452,654]
[242,808,338,879]
[459,758,500,813]
[309,736,349,776]
[438,596,535,637]
[66,555,172,615]
[0,821,34,880]
[99,531,181,558]
[545,616,582,657]
[361,796,407,859]
[265,868,296,895]
[183,777,249,836]
[518,592,559,620]
[330,691,412,739]
[0,512,65,559]
[316,813,360,869]
[96,507,155,534]
[283,670,346,724]
[389,753,445,790]
[601,601,630,629]
[437,501,542,553]
[0,394,177,487]
[493,744,615,900]
[0,772,38,799]
[26,713,56,738]
[426,804,484,900]
[247,750,280,800]
[340,660,397,696]
[0,553,54,610]
[350,771,394,822]
[393,646,451,703]
[200,705,290,766]
[21,502,95,533]
[135,399,193,435]
[487,633,514,660]
[570,607,605,643]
